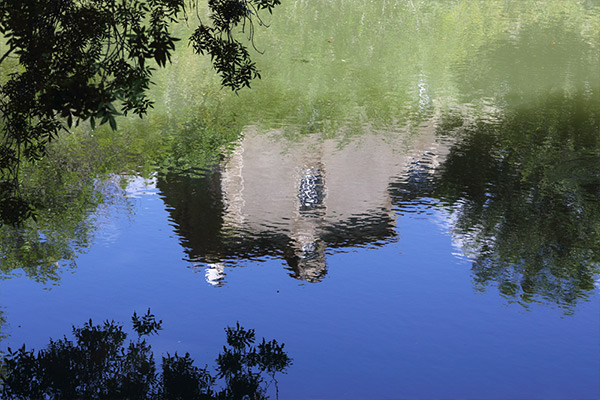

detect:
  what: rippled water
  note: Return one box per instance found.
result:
[1,1,600,398]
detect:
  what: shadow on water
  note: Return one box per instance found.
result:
[0,310,292,400]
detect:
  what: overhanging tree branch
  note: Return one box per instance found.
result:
[0,0,281,225]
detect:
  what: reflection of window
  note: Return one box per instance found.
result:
[298,167,325,211]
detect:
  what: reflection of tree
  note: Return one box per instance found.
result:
[431,92,600,309]
[0,159,100,283]
[406,7,600,310]
[1,310,292,400]
[0,101,240,283]
[0,310,6,342]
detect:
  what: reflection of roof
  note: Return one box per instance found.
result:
[157,126,446,282]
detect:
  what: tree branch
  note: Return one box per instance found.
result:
[0,44,17,65]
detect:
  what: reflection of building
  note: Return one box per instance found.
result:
[157,124,447,284]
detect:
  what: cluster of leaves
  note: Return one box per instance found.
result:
[0,0,279,225]
[0,309,292,399]
[189,0,279,90]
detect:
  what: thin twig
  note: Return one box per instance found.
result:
[0,44,17,65]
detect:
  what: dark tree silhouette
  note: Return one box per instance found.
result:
[1,309,292,399]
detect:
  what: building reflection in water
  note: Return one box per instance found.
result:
[157,124,447,284]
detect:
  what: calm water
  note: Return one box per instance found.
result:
[1,1,600,398]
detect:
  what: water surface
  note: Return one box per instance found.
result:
[1,1,599,398]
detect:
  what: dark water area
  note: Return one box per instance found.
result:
[1,1,600,398]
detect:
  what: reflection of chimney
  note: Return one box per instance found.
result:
[288,157,328,282]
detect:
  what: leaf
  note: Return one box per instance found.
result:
[109,115,117,131]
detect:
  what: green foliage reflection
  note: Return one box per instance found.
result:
[432,90,600,310]
[1,310,292,399]
[0,98,241,284]
[0,153,100,283]
[229,0,600,133]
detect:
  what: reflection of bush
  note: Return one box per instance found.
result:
[1,310,292,399]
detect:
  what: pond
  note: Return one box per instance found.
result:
[1,1,599,398]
